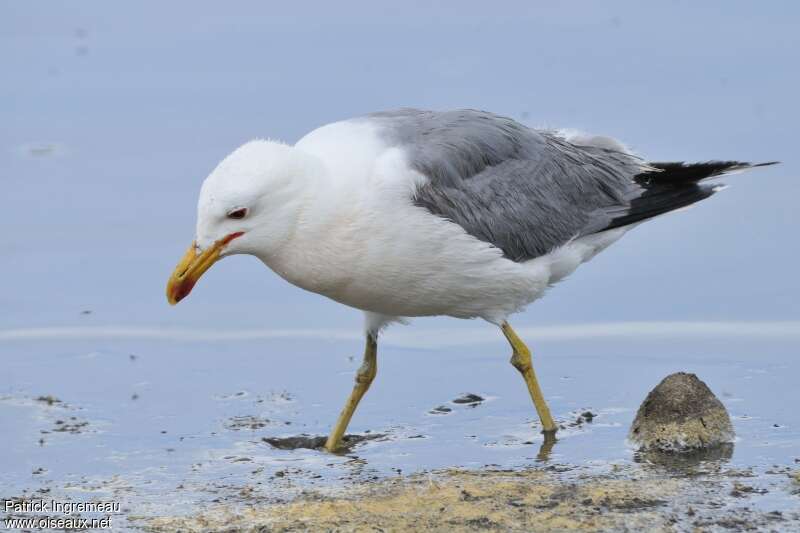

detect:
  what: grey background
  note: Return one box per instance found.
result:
[1,1,796,332]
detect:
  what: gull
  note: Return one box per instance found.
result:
[165,109,775,452]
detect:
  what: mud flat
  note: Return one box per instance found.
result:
[142,465,799,532]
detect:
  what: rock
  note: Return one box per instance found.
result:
[452,393,484,405]
[35,395,61,406]
[629,372,734,452]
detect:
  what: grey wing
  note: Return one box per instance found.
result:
[365,109,748,262]
[412,140,651,261]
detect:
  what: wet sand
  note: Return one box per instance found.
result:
[141,465,800,532]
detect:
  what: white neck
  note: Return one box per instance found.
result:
[253,152,366,296]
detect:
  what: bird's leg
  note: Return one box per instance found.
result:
[501,322,558,434]
[324,334,378,453]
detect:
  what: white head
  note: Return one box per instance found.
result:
[166,140,321,304]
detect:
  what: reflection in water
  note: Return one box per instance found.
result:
[633,443,735,473]
[536,432,558,462]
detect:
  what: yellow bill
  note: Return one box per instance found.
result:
[166,232,243,305]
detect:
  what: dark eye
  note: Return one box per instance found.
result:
[227,207,248,220]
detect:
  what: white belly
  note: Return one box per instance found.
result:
[264,120,631,323]
[262,195,629,324]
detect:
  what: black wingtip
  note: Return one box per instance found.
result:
[638,160,779,185]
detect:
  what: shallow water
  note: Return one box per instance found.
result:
[1,330,798,528]
[2,1,799,530]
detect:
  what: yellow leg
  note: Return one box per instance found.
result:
[324,334,378,452]
[501,322,557,434]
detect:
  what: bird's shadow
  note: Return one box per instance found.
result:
[262,433,387,454]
